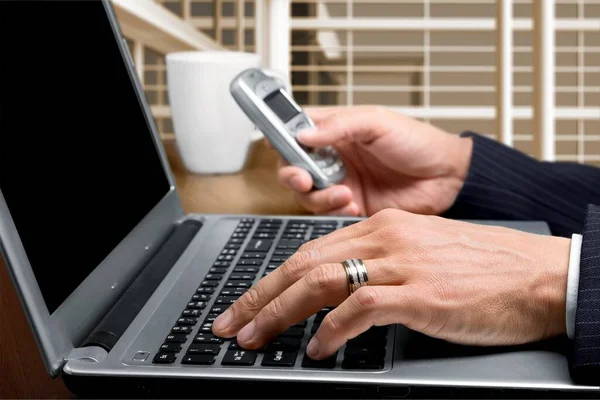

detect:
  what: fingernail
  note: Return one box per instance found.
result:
[213,309,232,332]
[296,128,317,141]
[237,320,256,343]
[306,336,320,358]
[330,188,349,206]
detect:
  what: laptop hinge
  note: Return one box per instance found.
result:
[65,346,108,364]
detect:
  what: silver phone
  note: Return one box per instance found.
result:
[230,67,346,189]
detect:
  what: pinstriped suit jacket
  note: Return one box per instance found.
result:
[443,132,600,385]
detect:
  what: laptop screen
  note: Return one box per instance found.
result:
[0,1,171,314]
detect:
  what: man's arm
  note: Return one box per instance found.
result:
[443,132,600,237]
[570,204,600,385]
[444,133,600,384]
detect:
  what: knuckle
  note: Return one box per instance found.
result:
[306,264,340,292]
[322,313,342,334]
[281,250,313,280]
[353,286,380,310]
[262,296,285,321]
[239,287,263,313]
[371,208,397,224]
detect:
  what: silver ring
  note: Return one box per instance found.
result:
[342,259,369,295]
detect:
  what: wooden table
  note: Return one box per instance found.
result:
[0,139,309,398]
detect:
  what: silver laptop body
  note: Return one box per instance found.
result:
[1,1,598,397]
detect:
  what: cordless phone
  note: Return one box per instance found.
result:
[230,68,346,189]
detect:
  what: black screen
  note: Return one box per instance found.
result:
[264,89,300,123]
[0,1,171,314]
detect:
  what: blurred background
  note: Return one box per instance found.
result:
[113,0,599,166]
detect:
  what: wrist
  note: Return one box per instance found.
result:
[539,236,571,339]
[449,135,473,183]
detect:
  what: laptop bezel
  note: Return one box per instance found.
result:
[0,0,185,377]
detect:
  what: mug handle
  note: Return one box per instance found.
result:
[249,68,293,142]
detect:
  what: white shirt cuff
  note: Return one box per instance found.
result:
[566,233,582,339]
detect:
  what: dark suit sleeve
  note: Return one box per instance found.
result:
[571,204,600,385]
[443,132,600,385]
[442,131,600,237]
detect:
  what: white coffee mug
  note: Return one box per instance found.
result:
[166,51,291,174]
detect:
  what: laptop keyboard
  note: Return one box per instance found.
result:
[152,218,391,370]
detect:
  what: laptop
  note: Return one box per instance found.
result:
[0,1,598,398]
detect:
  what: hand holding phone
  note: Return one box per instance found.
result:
[230,68,346,189]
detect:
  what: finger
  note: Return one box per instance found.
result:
[278,165,313,193]
[325,201,361,217]
[262,137,273,150]
[235,259,398,349]
[295,185,353,214]
[307,285,418,360]
[212,231,379,338]
[304,106,345,123]
[297,106,385,148]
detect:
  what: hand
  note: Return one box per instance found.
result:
[272,106,473,216]
[212,209,570,360]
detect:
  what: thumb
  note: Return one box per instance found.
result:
[297,107,384,148]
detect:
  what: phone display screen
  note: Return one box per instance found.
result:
[264,89,301,123]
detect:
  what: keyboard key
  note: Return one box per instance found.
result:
[210,305,230,314]
[152,352,176,364]
[181,309,201,317]
[213,261,230,267]
[341,356,384,370]
[187,301,206,309]
[200,280,219,287]
[280,327,305,338]
[236,259,262,266]
[165,333,188,343]
[221,350,257,366]
[225,243,241,250]
[171,325,192,334]
[344,345,386,358]
[269,256,287,263]
[262,350,297,367]
[241,252,267,259]
[215,296,239,305]
[301,352,337,369]
[274,250,295,256]
[228,274,256,281]
[177,317,198,326]
[194,334,223,344]
[220,288,246,296]
[253,232,277,239]
[218,254,235,261]
[228,339,241,350]
[209,267,228,274]
[199,323,213,333]
[265,337,302,352]
[222,248,238,255]
[159,343,182,353]
[204,273,224,281]
[187,343,221,355]
[192,293,211,302]
[276,239,303,250]
[203,313,220,323]
[246,239,272,252]
[181,354,215,365]
[196,287,214,294]
[266,263,280,270]
[234,266,260,273]
[225,281,250,288]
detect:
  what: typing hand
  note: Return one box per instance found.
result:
[269,105,473,217]
[212,209,570,360]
